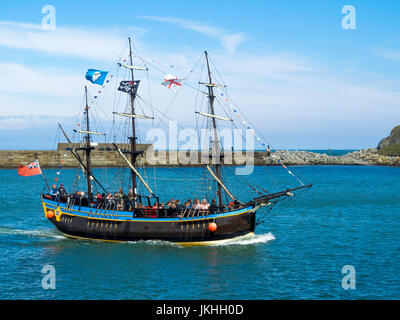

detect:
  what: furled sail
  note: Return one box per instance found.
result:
[195,111,232,121]
[112,112,154,120]
[73,129,105,135]
[199,82,224,88]
[118,62,146,71]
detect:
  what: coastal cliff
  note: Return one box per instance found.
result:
[377,125,400,156]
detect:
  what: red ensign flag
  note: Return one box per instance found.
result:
[17,159,42,176]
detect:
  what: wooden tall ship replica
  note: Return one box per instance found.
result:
[41,38,312,245]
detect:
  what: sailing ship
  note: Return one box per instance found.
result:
[41,38,312,245]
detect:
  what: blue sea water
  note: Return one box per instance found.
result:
[0,164,399,300]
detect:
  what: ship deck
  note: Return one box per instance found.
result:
[42,197,255,222]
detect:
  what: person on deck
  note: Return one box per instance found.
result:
[105,193,113,208]
[193,199,201,209]
[184,200,192,209]
[112,192,121,210]
[117,189,125,210]
[49,184,59,200]
[158,202,166,217]
[210,199,218,211]
[127,188,135,211]
[72,191,80,204]
[94,192,102,207]
[79,191,88,207]
[163,201,172,216]
[169,202,177,215]
[200,199,210,210]
[58,184,67,201]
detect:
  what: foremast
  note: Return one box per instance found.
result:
[62,86,107,197]
[84,86,93,199]
[204,51,223,207]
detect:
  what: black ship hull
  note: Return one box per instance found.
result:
[42,198,257,244]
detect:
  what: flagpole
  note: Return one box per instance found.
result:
[39,163,50,191]
[42,173,50,191]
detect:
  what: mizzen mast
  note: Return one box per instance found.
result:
[128,37,138,201]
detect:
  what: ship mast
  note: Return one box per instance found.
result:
[204,51,223,207]
[84,86,93,199]
[128,37,138,202]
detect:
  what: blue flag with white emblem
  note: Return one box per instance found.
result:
[85,69,109,86]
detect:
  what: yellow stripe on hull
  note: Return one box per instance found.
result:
[60,232,255,246]
[60,232,124,243]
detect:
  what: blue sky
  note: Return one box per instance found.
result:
[0,0,399,149]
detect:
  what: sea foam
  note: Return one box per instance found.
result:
[0,226,66,240]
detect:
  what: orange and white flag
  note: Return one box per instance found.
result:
[17,159,42,176]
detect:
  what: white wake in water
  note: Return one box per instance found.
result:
[124,233,276,248]
[212,232,276,247]
[0,225,275,246]
[0,226,66,240]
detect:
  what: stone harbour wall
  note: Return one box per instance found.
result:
[1,146,399,168]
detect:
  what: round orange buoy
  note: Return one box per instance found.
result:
[208,222,217,232]
[46,210,54,219]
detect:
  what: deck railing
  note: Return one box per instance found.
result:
[43,194,239,219]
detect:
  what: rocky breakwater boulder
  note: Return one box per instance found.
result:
[255,149,399,166]
[259,150,369,166]
[352,148,400,166]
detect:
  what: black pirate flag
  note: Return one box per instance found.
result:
[118,80,140,94]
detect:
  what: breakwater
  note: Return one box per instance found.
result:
[0,143,151,169]
[0,144,399,168]
[263,149,400,166]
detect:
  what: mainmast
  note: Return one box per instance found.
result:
[84,86,93,199]
[204,51,223,207]
[128,37,138,201]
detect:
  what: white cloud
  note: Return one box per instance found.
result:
[0,115,68,130]
[1,20,400,148]
[0,62,83,97]
[135,16,246,54]
[0,21,146,61]
[2,46,400,149]
[374,48,400,61]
